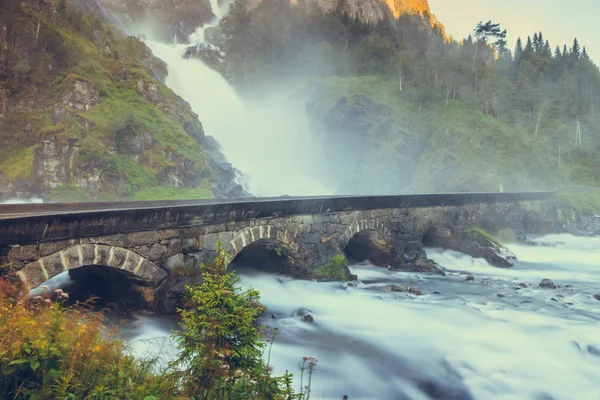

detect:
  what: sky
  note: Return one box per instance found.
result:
[428,0,600,63]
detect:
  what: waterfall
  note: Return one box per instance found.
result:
[143,5,331,197]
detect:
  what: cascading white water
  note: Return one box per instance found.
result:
[122,234,600,399]
[142,2,331,197]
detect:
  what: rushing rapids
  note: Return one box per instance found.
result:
[119,233,600,400]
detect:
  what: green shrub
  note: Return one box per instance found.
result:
[0,281,179,399]
[313,254,348,281]
[172,244,295,399]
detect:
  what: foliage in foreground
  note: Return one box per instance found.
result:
[0,281,178,399]
[313,254,348,281]
[173,244,298,399]
[0,245,317,399]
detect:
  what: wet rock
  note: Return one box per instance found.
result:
[519,283,529,288]
[294,308,314,322]
[301,314,314,322]
[408,287,422,296]
[391,284,409,292]
[496,293,505,298]
[348,273,358,281]
[270,313,278,319]
[433,291,441,295]
[587,345,600,357]
[593,294,600,301]
[539,279,556,289]
[551,298,558,302]
[465,274,475,281]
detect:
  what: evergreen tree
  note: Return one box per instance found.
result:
[572,38,581,57]
[582,46,589,60]
[524,36,534,55]
[554,45,561,58]
[514,37,523,60]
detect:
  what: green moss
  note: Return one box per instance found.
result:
[127,185,213,201]
[314,254,348,281]
[463,226,500,246]
[0,144,36,181]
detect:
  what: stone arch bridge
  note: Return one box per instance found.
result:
[0,192,554,295]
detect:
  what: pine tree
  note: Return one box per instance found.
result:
[525,36,534,55]
[582,46,589,60]
[554,45,561,58]
[542,40,552,58]
[572,38,580,57]
[514,37,524,62]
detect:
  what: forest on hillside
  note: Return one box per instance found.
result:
[217,0,600,194]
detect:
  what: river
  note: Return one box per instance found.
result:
[120,233,600,400]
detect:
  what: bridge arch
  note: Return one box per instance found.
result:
[337,219,392,252]
[16,244,167,291]
[228,225,307,276]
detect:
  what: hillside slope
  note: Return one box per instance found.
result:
[0,0,243,201]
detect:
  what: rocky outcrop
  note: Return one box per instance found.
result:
[184,44,231,81]
[99,0,216,42]
[423,224,516,268]
[0,0,242,201]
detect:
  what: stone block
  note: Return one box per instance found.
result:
[43,252,66,278]
[182,238,200,253]
[89,234,127,247]
[62,246,81,269]
[7,244,39,262]
[81,244,96,266]
[157,229,179,241]
[127,231,158,247]
[132,246,151,260]
[111,247,129,268]
[145,243,166,261]
[202,232,234,251]
[138,260,167,285]
[204,223,226,234]
[21,261,47,289]
[40,240,77,257]
[94,245,111,266]
[167,239,182,257]
[180,226,206,239]
[161,254,185,272]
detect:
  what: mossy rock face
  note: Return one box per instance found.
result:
[458,226,516,268]
[0,1,239,201]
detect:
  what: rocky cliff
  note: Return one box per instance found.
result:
[97,0,216,42]
[0,0,243,201]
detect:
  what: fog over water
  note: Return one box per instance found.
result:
[120,234,600,400]
[144,35,330,197]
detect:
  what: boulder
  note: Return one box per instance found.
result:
[593,294,600,301]
[154,274,203,314]
[465,274,475,282]
[62,80,100,111]
[458,226,516,268]
[391,284,409,292]
[408,287,422,296]
[539,279,556,289]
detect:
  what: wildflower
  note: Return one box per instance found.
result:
[34,296,42,301]
[218,353,225,358]
[61,293,69,299]
[44,299,52,305]
[249,379,257,385]
[303,356,309,361]
[54,289,63,294]
[265,338,271,343]
[41,285,49,291]
[304,385,309,390]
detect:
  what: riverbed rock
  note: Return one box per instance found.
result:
[391,284,409,292]
[408,287,422,296]
[497,293,506,298]
[465,274,475,281]
[539,279,557,289]
[593,294,600,301]
[458,226,517,268]
[519,283,529,288]
[301,314,314,322]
